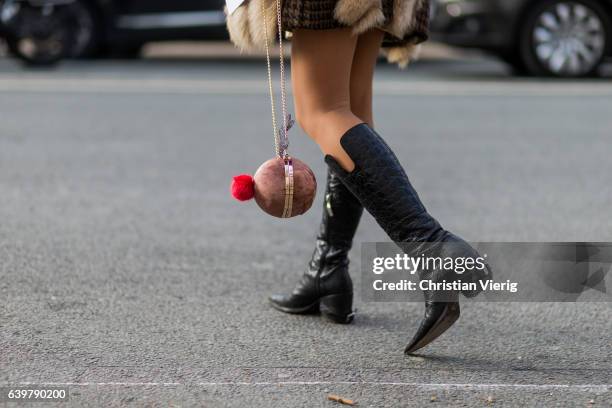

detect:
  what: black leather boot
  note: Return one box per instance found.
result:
[269,170,364,324]
[324,123,490,353]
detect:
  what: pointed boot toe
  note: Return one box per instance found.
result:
[404,301,460,355]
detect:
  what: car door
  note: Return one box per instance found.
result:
[111,0,227,41]
[116,0,220,14]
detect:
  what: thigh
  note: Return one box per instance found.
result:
[350,29,384,126]
[290,28,358,116]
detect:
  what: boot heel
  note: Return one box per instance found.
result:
[320,293,354,324]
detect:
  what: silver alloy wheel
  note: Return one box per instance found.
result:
[533,2,606,75]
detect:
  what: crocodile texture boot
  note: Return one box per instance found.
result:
[324,123,490,353]
[269,170,364,323]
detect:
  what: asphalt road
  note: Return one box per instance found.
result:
[0,55,611,407]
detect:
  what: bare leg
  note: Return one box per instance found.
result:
[291,28,361,171]
[269,28,384,324]
[350,30,384,127]
[290,28,485,354]
[269,29,382,323]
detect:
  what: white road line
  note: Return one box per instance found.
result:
[1,78,612,96]
[14,382,611,391]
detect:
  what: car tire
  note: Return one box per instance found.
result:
[518,0,611,77]
[6,0,101,64]
[70,1,102,58]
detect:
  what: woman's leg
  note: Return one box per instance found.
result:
[268,168,363,324]
[269,29,383,324]
[293,27,490,354]
[350,29,384,127]
[291,28,361,172]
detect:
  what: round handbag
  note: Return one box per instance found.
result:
[230,0,316,218]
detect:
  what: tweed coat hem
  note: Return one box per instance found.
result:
[226,0,430,68]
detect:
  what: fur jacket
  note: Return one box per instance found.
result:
[226,0,429,68]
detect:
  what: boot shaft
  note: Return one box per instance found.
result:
[317,170,363,250]
[324,124,490,299]
[325,124,444,244]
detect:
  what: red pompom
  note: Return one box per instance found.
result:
[231,174,255,201]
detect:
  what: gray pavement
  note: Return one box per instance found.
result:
[0,55,611,407]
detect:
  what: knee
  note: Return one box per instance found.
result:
[295,110,319,141]
[295,104,352,140]
[294,105,311,137]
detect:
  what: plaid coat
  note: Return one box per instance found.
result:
[227,0,430,67]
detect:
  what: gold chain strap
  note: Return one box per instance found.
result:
[261,0,291,158]
[261,0,294,218]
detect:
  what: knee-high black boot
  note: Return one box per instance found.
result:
[324,123,490,353]
[269,170,364,324]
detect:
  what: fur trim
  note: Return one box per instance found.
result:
[334,0,425,39]
[226,5,252,51]
[351,7,387,35]
[382,43,421,69]
[386,0,419,39]
[334,0,379,25]
[334,0,386,35]
[249,0,278,48]
[226,0,278,52]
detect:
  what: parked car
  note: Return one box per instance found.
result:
[0,0,227,65]
[430,0,612,77]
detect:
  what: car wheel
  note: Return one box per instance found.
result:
[519,0,611,77]
[65,1,101,58]
[6,0,100,65]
